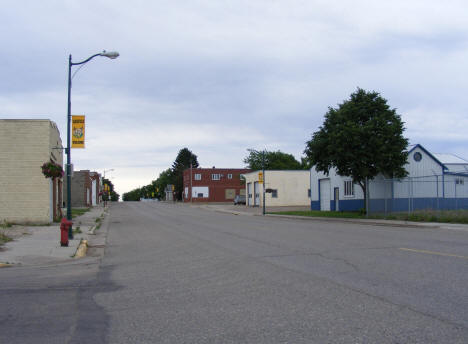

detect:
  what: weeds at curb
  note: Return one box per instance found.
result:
[1,220,12,229]
[0,231,13,245]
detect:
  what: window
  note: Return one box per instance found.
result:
[197,193,203,198]
[227,174,233,179]
[456,178,464,185]
[308,189,311,198]
[194,173,201,180]
[212,174,220,180]
[271,189,278,198]
[413,152,422,162]
[344,181,354,197]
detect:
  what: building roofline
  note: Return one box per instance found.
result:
[444,172,468,177]
[245,170,309,174]
[408,144,448,170]
[184,167,252,172]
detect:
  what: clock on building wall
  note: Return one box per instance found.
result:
[413,152,422,162]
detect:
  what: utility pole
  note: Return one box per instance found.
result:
[190,163,193,204]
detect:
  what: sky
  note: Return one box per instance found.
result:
[1,0,468,197]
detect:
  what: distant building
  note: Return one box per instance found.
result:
[310,144,468,212]
[165,184,174,201]
[183,168,251,202]
[90,172,101,206]
[244,170,310,207]
[0,119,64,223]
[64,170,101,208]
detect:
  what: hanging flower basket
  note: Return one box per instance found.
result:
[41,161,64,179]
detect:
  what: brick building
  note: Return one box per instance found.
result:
[64,170,101,208]
[183,168,251,202]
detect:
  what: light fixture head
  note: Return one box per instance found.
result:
[101,50,120,59]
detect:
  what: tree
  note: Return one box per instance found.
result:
[171,148,199,200]
[122,169,174,201]
[153,168,173,199]
[304,88,408,210]
[102,178,120,202]
[243,149,304,170]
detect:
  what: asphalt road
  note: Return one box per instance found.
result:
[2,202,468,343]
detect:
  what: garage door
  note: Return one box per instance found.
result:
[320,179,331,211]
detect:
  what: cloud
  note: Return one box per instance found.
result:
[2,0,468,195]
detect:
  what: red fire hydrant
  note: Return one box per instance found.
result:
[60,218,73,247]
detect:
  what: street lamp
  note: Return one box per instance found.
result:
[65,51,119,239]
[103,168,114,179]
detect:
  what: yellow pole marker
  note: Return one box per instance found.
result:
[75,239,88,258]
[399,248,468,260]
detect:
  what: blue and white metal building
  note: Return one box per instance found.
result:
[310,144,468,212]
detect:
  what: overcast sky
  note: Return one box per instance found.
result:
[1,1,468,196]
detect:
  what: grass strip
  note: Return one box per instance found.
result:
[269,210,366,219]
[269,209,468,224]
[71,208,90,218]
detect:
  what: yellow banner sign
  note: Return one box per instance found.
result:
[71,115,85,148]
[258,171,263,183]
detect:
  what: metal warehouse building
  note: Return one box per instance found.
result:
[310,144,468,213]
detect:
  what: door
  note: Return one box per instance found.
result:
[320,179,331,211]
[334,187,339,211]
[247,183,252,206]
[92,180,97,205]
[49,179,53,222]
[225,189,235,200]
[254,182,260,206]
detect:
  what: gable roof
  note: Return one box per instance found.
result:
[408,144,448,170]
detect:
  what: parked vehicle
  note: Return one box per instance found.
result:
[233,195,246,205]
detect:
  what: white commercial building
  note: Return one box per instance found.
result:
[244,170,310,207]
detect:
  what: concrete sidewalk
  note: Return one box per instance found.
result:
[0,206,108,267]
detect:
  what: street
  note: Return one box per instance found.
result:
[2,202,468,343]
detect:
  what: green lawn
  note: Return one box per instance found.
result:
[269,210,365,219]
[383,209,468,224]
[269,209,468,224]
[71,208,90,218]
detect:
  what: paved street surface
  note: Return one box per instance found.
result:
[2,202,468,343]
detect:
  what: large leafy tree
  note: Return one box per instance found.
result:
[304,88,408,208]
[244,149,304,170]
[102,178,120,202]
[122,168,175,201]
[153,168,173,199]
[171,148,199,200]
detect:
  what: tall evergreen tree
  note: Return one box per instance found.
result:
[171,148,199,200]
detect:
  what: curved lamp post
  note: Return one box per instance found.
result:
[103,168,114,179]
[66,51,119,239]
